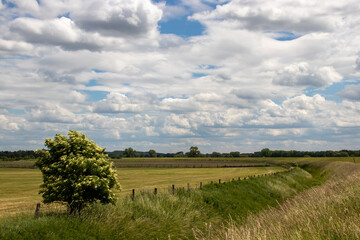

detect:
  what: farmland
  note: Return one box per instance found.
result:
[0,164,284,217]
[0,158,359,239]
[1,156,359,169]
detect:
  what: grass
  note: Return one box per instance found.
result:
[0,166,323,240]
[0,166,284,217]
[0,159,36,168]
[195,161,360,240]
[199,167,326,223]
[110,157,360,168]
[1,159,358,239]
[1,157,359,168]
[0,168,42,217]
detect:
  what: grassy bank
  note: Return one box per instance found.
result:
[196,161,360,240]
[0,166,324,240]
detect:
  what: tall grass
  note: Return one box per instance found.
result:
[195,162,360,240]
[0,167,323,240]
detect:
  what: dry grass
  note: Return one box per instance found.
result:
[0,166,284,218]
[195,161,360,240]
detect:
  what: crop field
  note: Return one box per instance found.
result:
[1,157,359,169]
[0,164,330,240]
[1,157,360,239]
[0,166,284,218]
[1,159,359,239]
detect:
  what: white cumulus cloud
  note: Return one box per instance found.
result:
[92,92,142,113]
[273,62,342,88]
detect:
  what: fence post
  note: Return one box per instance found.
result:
[187,183,190,192]
[219,179,221,184]
[154,188,157,195]
[132,189,135,201]
[34,203,41,219]
[172,184,175,195]
[200,182,202,189]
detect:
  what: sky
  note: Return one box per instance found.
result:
[0,0,360,153]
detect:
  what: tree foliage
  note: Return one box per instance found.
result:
[123,147,137,158]
[148,149,157,158]
[229,151,241,157]
[261,148,271,157]
[188,146,201,157]
[35,130,120,214]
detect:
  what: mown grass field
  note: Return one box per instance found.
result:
[0,166,322,239]
[1,157,359,168]
[0,166,284,218]
[1,158,359,239]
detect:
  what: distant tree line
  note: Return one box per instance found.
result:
[252,148,360,158]
[107,147,360,158]
[0,150,38,160]
[1,148,360,160]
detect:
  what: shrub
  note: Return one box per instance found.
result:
[35,130,120,214]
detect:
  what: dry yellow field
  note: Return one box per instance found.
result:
[0,166,284,217]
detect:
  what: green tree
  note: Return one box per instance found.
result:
[229,151,241,157]
[188,146,200,157]
[211,152,222,157]
[123,147,137,158]
[148,149,157,158]
[175,151,184,157]
[261,148,271,157]
[35,130,120,215]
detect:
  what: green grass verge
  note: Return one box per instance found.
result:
[200,161,360,240]
[0,166,324,240]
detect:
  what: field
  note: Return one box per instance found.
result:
[0,166,284,218]
[1,158,359,239]
[1,156,359,169]
[0,166,323,239]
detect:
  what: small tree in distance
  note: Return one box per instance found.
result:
[123,147,137,158]
[188,146,201,157]
[148,149,157,158]
[35,130,120,215]
[261,148,271,157]
[229,151,241,157]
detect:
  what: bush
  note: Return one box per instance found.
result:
[35,130,120,214]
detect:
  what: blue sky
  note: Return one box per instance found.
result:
[159,16,205,37]
[0,0,360,153]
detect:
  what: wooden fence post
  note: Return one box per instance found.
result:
[187,183,190,192]
[34,203,41,219]
[132,189,135,201]
[200,182,202,190]
[219,179,221,184]
[172,184,175,195]
[154,188,157,195]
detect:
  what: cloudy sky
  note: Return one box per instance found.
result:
[1,0,360,153]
